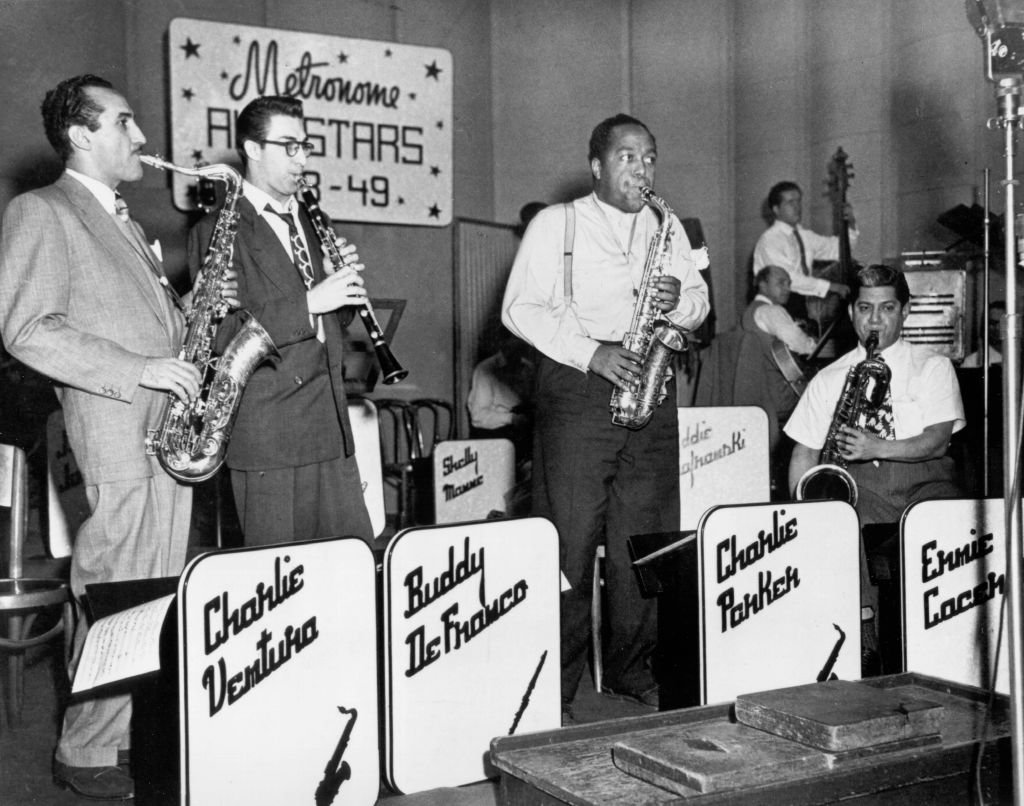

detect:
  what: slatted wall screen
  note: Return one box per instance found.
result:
[453,219,519,437]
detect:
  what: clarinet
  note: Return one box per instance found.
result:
[296,179,408,385]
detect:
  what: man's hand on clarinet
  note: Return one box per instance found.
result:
[322,237,364,275]
[589,344,641,390]
[308,265,367,313]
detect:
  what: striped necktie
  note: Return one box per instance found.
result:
[113,194,182,310]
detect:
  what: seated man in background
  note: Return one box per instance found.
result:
[742,265,817,493]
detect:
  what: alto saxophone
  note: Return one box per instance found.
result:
[142,155,278,482]
[610,186,690,429]
[795,330,891,505]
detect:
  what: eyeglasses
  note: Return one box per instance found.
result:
[259,139,315,157]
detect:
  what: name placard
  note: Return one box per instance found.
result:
[902,498,1008,693]
[432,439,515,523]
[679,407,771,530]
[698,501,861,704]
[179,539,379,805]
[167,18,452,225]
[383,518,560,793]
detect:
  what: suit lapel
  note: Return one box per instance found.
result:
[56,174,169,328]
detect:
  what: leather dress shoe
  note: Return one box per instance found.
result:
[53,759,134,801]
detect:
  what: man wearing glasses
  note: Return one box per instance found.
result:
[188,95,374,545]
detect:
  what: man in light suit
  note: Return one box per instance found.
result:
[188,95,374,545]
[0,75,202,800]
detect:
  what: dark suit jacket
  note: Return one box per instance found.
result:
[188,196,354,471]
[0,173,183,484]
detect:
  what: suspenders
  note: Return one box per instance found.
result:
[562,201,575,302]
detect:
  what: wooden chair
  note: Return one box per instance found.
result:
[0,443,73,728]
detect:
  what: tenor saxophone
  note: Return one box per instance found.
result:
[142,155,278,482]
[609,186,690,429]
[795,330,891,505]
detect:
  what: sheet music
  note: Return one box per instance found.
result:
[71,593,174,693]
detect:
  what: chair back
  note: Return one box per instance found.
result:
[408,399,454,459]
[375,399,416,468]
[0,444,28,579]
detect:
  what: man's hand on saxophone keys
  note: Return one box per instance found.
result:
[139,358,202,403]
[648,275,680,312]
[307,264,367,314]
[219,267,241,309]
[589,344,642,391]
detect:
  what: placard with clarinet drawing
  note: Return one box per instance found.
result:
[167,17,452,225]
[902,498,1008,693]
[178,538,379,805]
[698,500,861,704]
[678,407,771,530]
[382,518,560,794]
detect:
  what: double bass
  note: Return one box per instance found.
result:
[810,148,858,342]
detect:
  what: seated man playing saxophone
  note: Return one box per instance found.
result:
[785,264,964,672]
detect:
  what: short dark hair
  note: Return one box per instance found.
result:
[754,265,776,286]
[588,113,654,162]
[853,264,911,308]
[235,95,304,168]
[41,74,114,162]
[767,181,801,210]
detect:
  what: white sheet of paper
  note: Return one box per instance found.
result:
[71,593,175,694]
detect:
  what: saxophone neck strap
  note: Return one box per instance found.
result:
[562,201,575,303]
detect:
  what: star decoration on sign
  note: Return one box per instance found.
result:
[428,204,441,219]
[182,88,195,101]
[436,120,444,130]
[338,51,348,64]
[397,197,405,205]
[221,71,229,80]
[409,92,417,101]
[385,48,393,57]
[425,60,442,80]
[180,37,200,59]
[191,149,204,162]
[430,166,441,177]
[233,36,241,44]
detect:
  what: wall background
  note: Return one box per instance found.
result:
[0,0,1008,420]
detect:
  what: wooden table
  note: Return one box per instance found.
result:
[490,673,1011,805]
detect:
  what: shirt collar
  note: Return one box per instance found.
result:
[243,180,296,217]
[65,168,118,215]
[754,293,774,305]
[591,191,641,225]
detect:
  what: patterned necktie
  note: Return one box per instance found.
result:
[862,357,896,440]
[265,205,322,340]
[113,194,182,310]
[792,226,809,275]
[266,206,315,290]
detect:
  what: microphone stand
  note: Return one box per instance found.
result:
[988,74,1024,805]
[984,168,992,496]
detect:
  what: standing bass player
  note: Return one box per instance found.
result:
[502,113,708,722]
[188,95,374,546]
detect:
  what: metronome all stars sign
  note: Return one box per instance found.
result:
[167,17,453,225]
